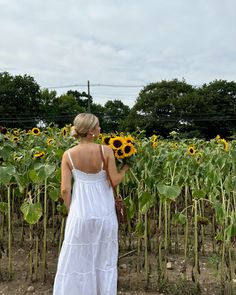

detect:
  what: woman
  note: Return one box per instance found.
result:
[53,113,129,295]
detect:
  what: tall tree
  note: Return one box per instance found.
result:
[51,93,86,127]
[102,100,130,133]
[124,79,194,137]
[67,90,91,111]
[0,72,41,128]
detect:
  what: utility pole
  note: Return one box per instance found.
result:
[87,80,91,113]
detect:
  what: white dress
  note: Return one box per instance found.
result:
[53,147,118,295]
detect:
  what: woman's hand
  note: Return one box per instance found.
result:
[121,163,129,172]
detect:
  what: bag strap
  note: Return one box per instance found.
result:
[99,145,117,192]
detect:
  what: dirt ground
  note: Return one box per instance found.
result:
[0,234,235,295]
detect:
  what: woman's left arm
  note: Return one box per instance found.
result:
[60,152,72,210]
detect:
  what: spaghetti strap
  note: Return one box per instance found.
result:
[100,145,104,170]
[67,151,75,170]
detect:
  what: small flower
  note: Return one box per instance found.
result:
[187,145,196,156]
[215,135,221,142]
[61,127,68,136]
[34,152,45,159]
[13,137,18,142]
[221,139,229,152]
[32,128,40,136]
[152,141,158,148]
[171,142,178,149]
[14,155,23,161]
[46,138,54,146]
[151,135,158,142]
[12,129,20,136]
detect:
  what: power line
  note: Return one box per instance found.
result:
[45,83,145,89]
[1,114,236,124]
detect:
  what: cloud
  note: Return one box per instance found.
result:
[0,0,235,106]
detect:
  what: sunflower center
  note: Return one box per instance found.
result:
[117,149,124,156]
[104,137,110,145]
[124,145,131,153]
[113,140,122,148]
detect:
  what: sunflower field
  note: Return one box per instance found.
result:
[0,126,236,293]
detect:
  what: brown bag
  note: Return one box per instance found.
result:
[114,194,127,224]
[99,145,127,224]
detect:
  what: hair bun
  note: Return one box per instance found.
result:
[70,126,79,138]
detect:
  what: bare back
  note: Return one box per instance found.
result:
[68,143,103,174]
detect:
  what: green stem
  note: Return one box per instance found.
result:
[144,211,149,287]
[35,186,40,281]
[29,224,33,280]
[7,185,12,280]
[42,179,47,281]
[193,199,199,286]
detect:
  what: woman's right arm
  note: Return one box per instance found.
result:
[105,146,129,187]
[60,152,72,210]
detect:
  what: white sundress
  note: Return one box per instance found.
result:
[53,147,118,295]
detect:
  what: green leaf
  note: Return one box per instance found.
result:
[44,164,56,178]
[139,191,154,214]
[49,187,60,201]
[157,184,181,201]
[192,189,206,199]
[225,224,236,243]
[0,166,16,185]
[124,196,135,219]
[20,201,42,224]
[135,221,144,237]
[223,175,233,193]
[172,212,186,225]
[213,201,224,225]
[29,169,43,184]
[0,202,8,214]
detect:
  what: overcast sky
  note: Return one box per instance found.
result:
[0,0,235,107]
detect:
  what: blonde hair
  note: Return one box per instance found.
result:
[71,113,99,138]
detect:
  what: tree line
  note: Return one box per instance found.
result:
[1,71,236,139]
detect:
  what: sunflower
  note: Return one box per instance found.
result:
[12,129,19,136]
[12,137,18,142]
[102,136,111,146]
[114,148,125,159]
[109,136,124,149]
[151,135,158,142]
[14,155,23,161]
[61,127,68,136]
[221,139,229,152]
[187,145,196,156]
[122,143,136,157]
[31,128,40,136]
[46,138,54,146]
[215,135,221,142]
[152,141,158,148]
[171,142,178,149]
[125,135,135,144]
[195,152,203,163]
[34,152,45,159]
